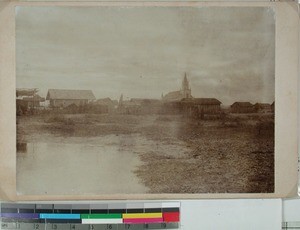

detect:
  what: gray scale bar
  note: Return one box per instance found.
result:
[54,204,72,210]
[71,204,90,210]
[89,204,108,210]
[107,203,126,210]
[36,204,53,210]
[0,223,179,229]
[1,204,36,210]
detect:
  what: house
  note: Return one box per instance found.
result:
[46,89,96,108]
[16,88,45,115]
[117,95,163,114]
[95,97,118,107]
[130,98,162,114]
[21,95,45,108]
[230,102,255,113]
[93,97,118,113]
[254,103,272,113]
[180,98,222,118]
[117,95,141,114]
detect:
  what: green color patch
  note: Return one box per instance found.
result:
[80,214,122,219]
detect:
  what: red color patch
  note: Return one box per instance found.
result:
[163,212,180,222]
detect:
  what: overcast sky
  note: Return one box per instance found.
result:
[16,6,275,105]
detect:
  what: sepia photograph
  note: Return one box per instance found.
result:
[16,6,275,195]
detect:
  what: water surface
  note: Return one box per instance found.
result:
[17,134,149,195]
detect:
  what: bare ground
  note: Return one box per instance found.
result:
[17,113,274,193]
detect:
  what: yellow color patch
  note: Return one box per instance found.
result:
[122,213,162,219]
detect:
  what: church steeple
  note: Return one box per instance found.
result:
[182,73,189,90]
[118,94,123,107]
[181,73,192,98]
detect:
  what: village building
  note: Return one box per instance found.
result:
[254,103,272,113]
[16,88,45,115]
[162,73,192,101]
[93,97,118,113]
[46,89,96,108]
[117,95,162,114]
[180,98,222,118]
[161,74,222,117]
[230,102,255,113]
[117,73,222,117]
[130,98,162,114]
[181,98,222,113]
[117,94,141,114]
[96,97,118,107]
[21,95,45,108]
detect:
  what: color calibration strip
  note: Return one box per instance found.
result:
[0,202,180,228]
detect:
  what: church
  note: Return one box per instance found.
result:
[162,73,192,101]
[162,73,222,117]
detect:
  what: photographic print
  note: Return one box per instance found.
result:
[16,6,275,195]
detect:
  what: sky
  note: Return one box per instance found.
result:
[16,6,275,105]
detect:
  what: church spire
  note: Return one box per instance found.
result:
[181,73,192,98]
[182,72,189,90]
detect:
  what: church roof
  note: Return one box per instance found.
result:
[163,73,192,101]
[162,90,184,101]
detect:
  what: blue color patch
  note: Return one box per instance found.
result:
[39,213,81,219]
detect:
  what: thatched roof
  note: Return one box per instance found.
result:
[231,102,253,107]
[181,98,221,105]
[46,89,96,100]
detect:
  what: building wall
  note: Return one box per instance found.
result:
[196,105,221,114]
[50,99,89,107]
[183,104,220,115]
[177,104,221,120]
[231,106,255,113]
[27,101,41,108]
[161,102,181,114]
[181,89,192,99]
[254,105,272,113]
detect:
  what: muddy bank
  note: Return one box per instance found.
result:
[135,115,274,193]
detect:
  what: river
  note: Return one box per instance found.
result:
[17,134,149,195]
